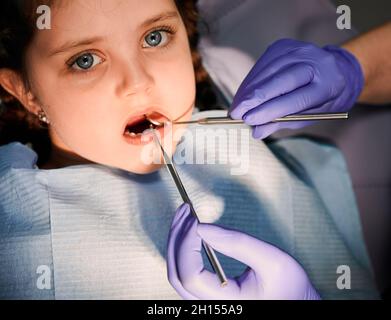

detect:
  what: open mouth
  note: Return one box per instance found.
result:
[122,112,169,145]
[124,115,156,137]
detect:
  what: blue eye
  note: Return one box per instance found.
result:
[71,53,102,71]
[143,30,169,48]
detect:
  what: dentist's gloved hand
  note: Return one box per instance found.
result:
[229,39,364,139]
[167,203,320,300]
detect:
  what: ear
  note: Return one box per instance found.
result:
[0,68,41,115]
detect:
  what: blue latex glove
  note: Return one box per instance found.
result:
[229,39,364,139]
[167,203,321,300]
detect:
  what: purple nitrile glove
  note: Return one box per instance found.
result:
[229,39,364,139]
[167,203,321,300]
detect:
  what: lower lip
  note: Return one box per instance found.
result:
[122,125,166,146]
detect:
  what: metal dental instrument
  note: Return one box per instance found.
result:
[151,128,228,287]
[147,112,348,127]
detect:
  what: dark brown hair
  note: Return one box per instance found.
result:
[0,0,218,165]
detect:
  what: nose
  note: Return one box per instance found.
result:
[115,57,154,97]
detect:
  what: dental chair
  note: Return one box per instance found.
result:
[197,0,391,297]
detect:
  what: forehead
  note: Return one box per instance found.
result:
[31,0,179,49]
[48,0,176,25]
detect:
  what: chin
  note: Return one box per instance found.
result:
[112,161,164,175]
[91,131,183,175]
[131,163,164,175]
[118,138,182,175]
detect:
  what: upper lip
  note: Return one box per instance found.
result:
[122,107,169,135]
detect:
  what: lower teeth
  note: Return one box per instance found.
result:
[124,131,137,137]
[125,126,157,137]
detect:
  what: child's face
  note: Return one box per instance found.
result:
[26,0,195,173]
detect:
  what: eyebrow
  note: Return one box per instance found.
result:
[140,10,179,29]
[48,11,180,57]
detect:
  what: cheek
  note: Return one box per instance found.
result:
[29,62,110,133]
[156,51,196,117]
[39,81,116,153]
[55,97,114,134]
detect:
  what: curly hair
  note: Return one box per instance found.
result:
[0,0,218,165]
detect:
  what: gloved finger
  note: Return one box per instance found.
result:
[250,98,338,139]
[167,203,199,300]
[171,203,191,229]
[231,44,317,109]
[175,213,228,293]
[234,267,262,299]
[245,41,322,90]
[299,99,338,114]
[252,121,314,140]
[197,223,287,276]
[176,212,204,277]
[259,38,309,62]
[173,216,244,299]
[230,63,314,119]
[242,83,332,126]
[236,39,310,93]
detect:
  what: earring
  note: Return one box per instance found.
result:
[37,110,50,124]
